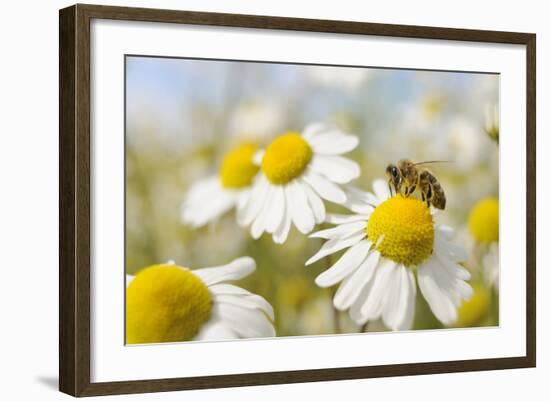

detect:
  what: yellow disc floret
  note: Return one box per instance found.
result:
[126,265,212,344]
[468,197,499,243]
[367,196,434,266]
[261,132,312,185]
[220,143,260,189]
[455,283,490,327]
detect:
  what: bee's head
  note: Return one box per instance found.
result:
[386,164,400,181]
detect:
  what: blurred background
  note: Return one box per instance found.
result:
[125,56,499,336]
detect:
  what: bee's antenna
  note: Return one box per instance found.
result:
[412,160,454,166]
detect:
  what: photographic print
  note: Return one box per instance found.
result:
[124,56,500,345]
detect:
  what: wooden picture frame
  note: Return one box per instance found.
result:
[59,3,536,397]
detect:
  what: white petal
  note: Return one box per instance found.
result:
[343,186,377,213]
[333,250,380,310]
[209,283,251,296]
[325,213,370,224]
[273,204,291,244]
[183,196,236,227]
[310,221,366,240]
[184,176,219,204]
[398,268,417,331]
[251,185,274,239]
[434,253,474,301]
[126,274,135,287]
[417,259,459,325]
[372,179,391,201]
[349,280,373,325]
[380,264,404,330]
[456,278,474,301]
[345,186,379,207]
[285,180,315,234]
[309,155,360,184]
[302,169,347,204]
[381,265,415,331]
[434,248,471,281]
[214,294,274,321]
[301,180,326,224]
[253,149,264,166]
[434,231,467,263]
[360,258,396,320]
[483,243,500,289]
[195,318,238,341]
[182,180,237,227]
[210,283,276,320]
[305,232,365,266]
[193,257,255,286]
[308,131,359,155]
[215,303,275,338]
[436,224,455,240]
[302,122,327,141]
[429,258,463,308]
[315,240,371,287]
[235,189,252,226]
[265,186,285,233]
[241,176,269,226]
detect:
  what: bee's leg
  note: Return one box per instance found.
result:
[388,180,393,197]
[421,192,425,202]
[408,185,416,196]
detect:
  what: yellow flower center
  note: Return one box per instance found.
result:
[219,143,260,189]
[468,197,499,243]
[261,132,312,184]
[126,265,212,344]
[367,196,434,266]
[455,283,490,327]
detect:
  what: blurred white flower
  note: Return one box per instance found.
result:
[447,117,488,171]
[307,66,370,91]
[229,100,286,141]
[241,123,360,244]
[466,197,500,290]
[182,143,260,228]
[126,257,275,343]
[307,180,472,330]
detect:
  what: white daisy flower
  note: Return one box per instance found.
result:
[229,100,286,141]
[306,179,473,330]
[241,123,360,243]
[126,257,275,344]
[182,143,260,228]
[467,197,499,290]
[307,66,371,91]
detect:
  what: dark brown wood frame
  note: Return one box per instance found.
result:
[59,3,536,397]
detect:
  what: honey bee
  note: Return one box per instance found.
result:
[385,159,448,209]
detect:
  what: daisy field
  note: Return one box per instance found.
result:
[125,56,499,344]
